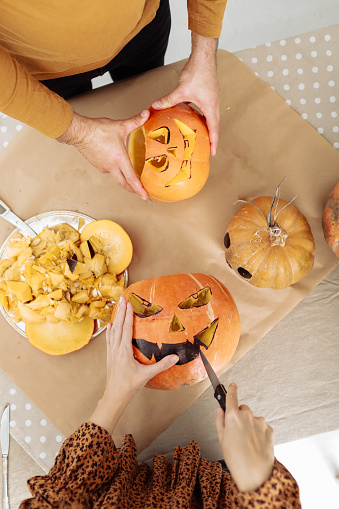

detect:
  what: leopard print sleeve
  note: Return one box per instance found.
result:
[229,457,301,508]
[20,422,117,508]
[20,423,301,508]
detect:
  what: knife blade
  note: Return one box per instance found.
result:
[1,404,9,509]
[200,349,227,411]
[0,198,37,236]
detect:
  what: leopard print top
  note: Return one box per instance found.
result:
[20,422,301,508]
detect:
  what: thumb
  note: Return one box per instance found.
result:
[147,354,179,378]
[125,109,150,133]
[152,90,184,110]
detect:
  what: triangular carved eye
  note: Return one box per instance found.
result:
[147,127,170,144]
[129,293,163,318]
[195,318,219,349]
[178,287,212,309]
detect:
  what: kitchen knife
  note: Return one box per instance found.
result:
[0,404,9,509]
[200,349,227,411]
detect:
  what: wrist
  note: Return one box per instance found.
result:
[90,389,135,435]
[56,111,91,147]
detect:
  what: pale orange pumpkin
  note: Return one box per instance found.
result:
[224,188,315,289]
[111,273,241,390]
[322,181,339,257]
[128,103,210,202]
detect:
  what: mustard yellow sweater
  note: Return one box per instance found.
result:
[0,0,227,138]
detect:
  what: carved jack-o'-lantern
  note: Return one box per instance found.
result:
[111,273,241,390]
[128,104,210,202]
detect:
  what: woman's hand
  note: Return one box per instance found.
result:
[216,383,275,492]
[57,110,150,199]
[90,297,179,434]
[152,32,220,156]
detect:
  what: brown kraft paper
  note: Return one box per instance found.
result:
[0,49,338,452]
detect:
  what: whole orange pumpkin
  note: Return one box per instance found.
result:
[128,104,210,202]
[224,191,315,289]
[111,273,240,390]
[322,181,339,257]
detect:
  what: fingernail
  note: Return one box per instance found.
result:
[153,101,161,107]
[170,355,179,364]
[119,296,124,304]
[229,382,237,388]
[140,110,148,118]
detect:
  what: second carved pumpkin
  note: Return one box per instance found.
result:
[128,104,210,202]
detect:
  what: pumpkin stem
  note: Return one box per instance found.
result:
[267,176,287,227]
[274,195,297,221]
[234,199,268,222]
[269,225,288,246]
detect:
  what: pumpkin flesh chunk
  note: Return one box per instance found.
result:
[7,281,32,303]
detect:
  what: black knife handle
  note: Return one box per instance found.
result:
[214,384,227,411]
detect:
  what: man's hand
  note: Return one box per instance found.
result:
[152,32,219,156]
[216,383,275,492]
[57,110,150,199]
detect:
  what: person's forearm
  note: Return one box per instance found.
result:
[190,32,218,67]
[89,388,136,435]
[0,45,73,138]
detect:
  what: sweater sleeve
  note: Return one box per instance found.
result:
[0,45,73,138]
[19,422,118,508]
[187,0,228,38]
[229,457,301,508]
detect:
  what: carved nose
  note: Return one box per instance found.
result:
[169,314,185,332]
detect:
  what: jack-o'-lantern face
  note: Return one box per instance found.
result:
[111,273,241,390]
[128,104,210,202]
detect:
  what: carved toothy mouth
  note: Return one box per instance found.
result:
[132,318,218,365]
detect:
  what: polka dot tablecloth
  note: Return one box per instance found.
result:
[0,24,338,473]
[0,376,64,472]
[0,114,24,151]
[236,25,338,149]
